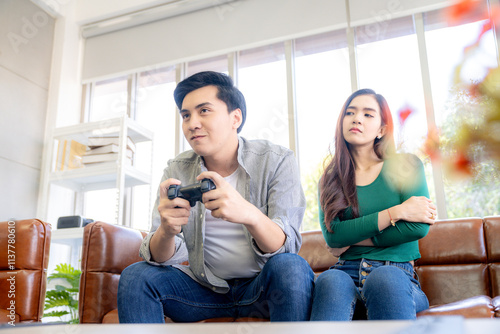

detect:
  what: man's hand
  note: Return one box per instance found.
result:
[197,171,259,226]
[149,178,191,263]
[157,178,191,236]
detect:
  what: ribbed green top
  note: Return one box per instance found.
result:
[319,154,430,262]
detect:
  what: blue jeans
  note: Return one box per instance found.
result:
[117,253,314,323]
[310,259,429,321]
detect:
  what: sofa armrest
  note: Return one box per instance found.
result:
[0,219,51,323]
[79,222,145,323]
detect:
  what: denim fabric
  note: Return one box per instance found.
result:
[118,253,314,323]
[138,136,306,293]
[310,259,429,321]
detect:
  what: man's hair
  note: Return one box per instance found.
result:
[173,71,247,133]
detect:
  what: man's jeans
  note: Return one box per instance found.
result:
[310,259,429,320]
[118,253,314,323]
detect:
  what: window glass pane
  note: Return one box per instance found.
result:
[295,30,352,231]
[424,4,500,218]
[84,189,117,224]
[238,43,289,148]
[356,15,437,207]
[89,76,128,122]
[132,67,177,231]
[186,55,228,77]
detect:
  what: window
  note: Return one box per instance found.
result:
[187,55,228,77]
[79,1,499,228]
[424,4,499,218]
[355,15,438,207]
[84,188,118,224]
[294,30,352,231]
[132,67,177,230]
[88,76,129,122]
[238,43,289,148]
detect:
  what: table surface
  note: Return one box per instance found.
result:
[2,318,499,334]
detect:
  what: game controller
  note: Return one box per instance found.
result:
[167,178,216,207]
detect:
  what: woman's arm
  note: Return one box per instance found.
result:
[320,155,435,249]
[371,155,434,247]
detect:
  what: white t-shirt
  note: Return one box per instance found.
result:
[203,167,261,279]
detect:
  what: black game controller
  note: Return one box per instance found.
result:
[167,178,216,207]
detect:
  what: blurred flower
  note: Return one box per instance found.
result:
[453,150,474,177]
[439,0,500,177]
[398,106,413,125]
[447,0,477,23]
[423,125,441,162]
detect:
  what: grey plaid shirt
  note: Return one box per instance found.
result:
[139,136,305,293]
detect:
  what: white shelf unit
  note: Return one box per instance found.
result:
[38,116,154,226]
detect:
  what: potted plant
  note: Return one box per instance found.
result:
[43,263,81,324]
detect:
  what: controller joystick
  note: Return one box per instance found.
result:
[167,178,216,207]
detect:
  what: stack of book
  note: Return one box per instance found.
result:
[82,136,135,166]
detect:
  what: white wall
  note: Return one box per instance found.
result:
[0,0,55,221]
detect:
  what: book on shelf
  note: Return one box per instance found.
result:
[87,136,136,152]
[56,140,88,171]
[82,148,134,165]
[85,143,119,155]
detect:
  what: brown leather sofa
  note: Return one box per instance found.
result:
[79,216,500,323]
[0,219,52,324]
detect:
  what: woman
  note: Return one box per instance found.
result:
[310,89,437,321]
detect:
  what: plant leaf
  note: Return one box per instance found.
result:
[43,310,69,318]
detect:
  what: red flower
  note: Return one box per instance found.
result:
[453,150,473,176]
[398,107,413,125]
[448,0,476,23]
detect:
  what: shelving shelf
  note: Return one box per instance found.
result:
[38,116,154,227]
[50,162,150,191]
[52,117,153,145]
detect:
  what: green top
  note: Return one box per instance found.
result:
[319,154,430,262]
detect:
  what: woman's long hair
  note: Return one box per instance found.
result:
[319,89,396,232]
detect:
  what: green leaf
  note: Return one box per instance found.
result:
[44,290,72,310]
[44,262,81,324]
[43,310,69,318]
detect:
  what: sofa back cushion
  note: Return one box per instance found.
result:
[79,222,145,323]
[485,216,500,297]
[298,230,337,273]
[416,218,489,306]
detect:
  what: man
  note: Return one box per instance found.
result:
[118,71,313,322]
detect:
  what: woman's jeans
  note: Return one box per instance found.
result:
[117,253,314,323]
[310,259,429,321]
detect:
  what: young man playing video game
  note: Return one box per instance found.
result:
[117,71,313,323]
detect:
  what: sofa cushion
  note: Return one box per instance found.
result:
[416,264,489,306]
[417,295,494,318]
[417,218,486,266]
[493,296,500,318]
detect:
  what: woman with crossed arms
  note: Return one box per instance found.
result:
[310,89,437,320]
